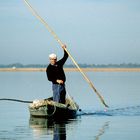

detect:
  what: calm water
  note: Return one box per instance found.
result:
[0,71,140,140]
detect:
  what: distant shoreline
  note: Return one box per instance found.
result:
[0,68,140,72]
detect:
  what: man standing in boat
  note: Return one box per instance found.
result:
[46,45,68,104]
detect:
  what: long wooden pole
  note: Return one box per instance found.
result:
[23,0,109,108]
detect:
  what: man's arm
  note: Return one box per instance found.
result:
[57,45,68,66]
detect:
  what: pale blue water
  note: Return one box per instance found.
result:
[0,71,140,140]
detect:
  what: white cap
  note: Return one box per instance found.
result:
[49,53,57,59]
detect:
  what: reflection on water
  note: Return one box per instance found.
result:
[53,123,66,140]
[94,121,109,140]
[29,117,109,140]
[29,117,53,137]
[29,117,75,140]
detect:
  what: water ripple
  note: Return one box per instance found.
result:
[79,105,140,116]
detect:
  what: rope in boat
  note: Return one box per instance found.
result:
[0,98,32,103]
[23,0,109,108]
[46,103,57,117]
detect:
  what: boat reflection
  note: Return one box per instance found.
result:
[29,117,109,140]
[29,117,78,140]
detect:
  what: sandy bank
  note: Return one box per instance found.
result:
[0,68,140,72]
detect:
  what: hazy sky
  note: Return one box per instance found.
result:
[0,0,140,65]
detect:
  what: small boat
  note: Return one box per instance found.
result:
[29,97,79,119]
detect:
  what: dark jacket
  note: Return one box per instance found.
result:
[46,50,68,84]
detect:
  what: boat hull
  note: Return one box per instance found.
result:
[29,98,79,119]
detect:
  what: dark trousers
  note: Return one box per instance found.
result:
[52,84,66,104]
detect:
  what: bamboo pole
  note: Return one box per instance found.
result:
[23,0,109,108]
